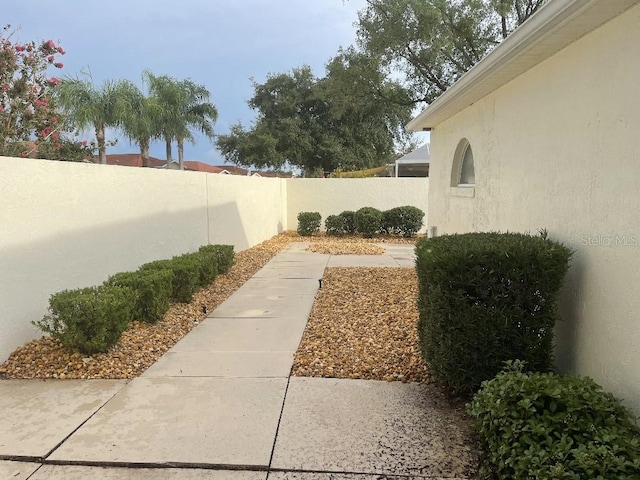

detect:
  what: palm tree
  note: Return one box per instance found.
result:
[144,71,217,169]
[175,79,218,170]
[56,75,131,164]
[118,82,162,167]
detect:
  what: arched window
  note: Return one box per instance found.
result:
[451,138,475,187]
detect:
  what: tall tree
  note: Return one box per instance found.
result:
[118,81,162,167]
[144,72,217,169]
[56,75,131,164]
[174,79,218,170]
[216,60,412,175]
[355,0,546,106]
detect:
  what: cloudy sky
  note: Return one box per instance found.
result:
[5,0,370,165]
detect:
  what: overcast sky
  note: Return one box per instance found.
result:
[5,0,370,165]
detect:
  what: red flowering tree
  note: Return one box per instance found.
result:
[0,25,91,161]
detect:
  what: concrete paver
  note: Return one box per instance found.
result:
[240,278,321,296]
[169,317,308,353]
[212,293,316,320]
[0,460,40,480]
[0,380,126,458]
[31,465,267,479]
[142,351,294,378]
[49,377,287,467]
[0,241,473,478]
[271,377,476,478]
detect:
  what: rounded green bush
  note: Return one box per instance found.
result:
[106,269,172,323]
[33,285,134,355]
[325,214,346,236]
[297,211,321,236]
[354,207,382,237]
[339,211,357,234]
[382,206,425,237]
[468,362,640,479]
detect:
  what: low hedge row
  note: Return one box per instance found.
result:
[468,361,640,479]
[297,206,425,238]
[33,244,235,355]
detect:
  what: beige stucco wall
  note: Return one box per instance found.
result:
[427,4,640,412]
[0,157,287,362]
[0,159,428,362]
[286,178,429,232]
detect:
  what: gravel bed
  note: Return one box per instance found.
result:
[292,267,429,383]
[0,234,293,379]
[0,232,425,381]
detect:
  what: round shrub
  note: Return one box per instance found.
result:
[297,211,322,236]
[325,214,346,236]
[415,231,573,396]
[468,362,640,479]
[354,207,382,237]
[106,269,172,323]
[33,285,134,355]
[339,211,357,234]
[382,206,425,237]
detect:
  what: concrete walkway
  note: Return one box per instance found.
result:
[0,243,476,479]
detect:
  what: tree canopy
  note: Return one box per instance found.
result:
[216,53,413,175]
[355,0,547,105]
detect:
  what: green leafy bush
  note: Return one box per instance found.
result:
[106,269,172,323]
[325,214,346,236]
[382,206,425,237]
[468,362,640,479]
[415,231,573,396]
[354,207,382,237]
[297,211,322,236]
[182,251,218,287]
[339,211,357,234]
[33,285,134,355]
[199,244,234,274]
[140,255,200,303]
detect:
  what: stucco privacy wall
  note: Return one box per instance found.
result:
[286,178,429,231]
[0,156,286,361]
[427,4,640,412]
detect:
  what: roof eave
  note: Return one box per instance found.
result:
[406,0,640,132]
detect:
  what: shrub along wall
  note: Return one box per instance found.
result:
[33,244,234,355]
[415,231,573,396]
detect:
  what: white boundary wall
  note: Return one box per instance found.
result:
[0,157,428,361]
[287,178,429,231]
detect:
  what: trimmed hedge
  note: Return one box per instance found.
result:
[415,231,572,396]
[468,362,640,479]
[139,255,200,303]
[381,206,425,237]
[199,244,234,274]
[339,211,357,234]
[33,285,134,355]
[297,211,322,236]
[106,269,172,323]
[354,207,382,237]
[325,214,346,236]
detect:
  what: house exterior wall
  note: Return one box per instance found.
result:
[286,178,429,232]
[0,158,428,362]
[427,4,640,412]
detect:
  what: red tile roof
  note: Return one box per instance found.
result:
[101,154,167,168]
